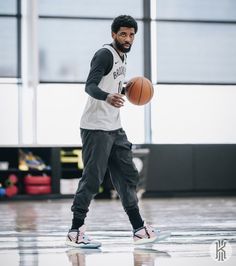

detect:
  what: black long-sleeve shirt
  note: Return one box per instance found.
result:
[85,46,113,100]
[85,44,125,100]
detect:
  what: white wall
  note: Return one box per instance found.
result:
[152,85,236,143]
[37,84,85,145]
[1,84,236,145]
[0,84,18,145]
[36,84,145,145]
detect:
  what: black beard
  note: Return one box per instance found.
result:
[115,39,131,53]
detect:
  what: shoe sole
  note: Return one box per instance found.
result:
[134,236,158,245]
[66,240,101,249]
[134,231,171,245]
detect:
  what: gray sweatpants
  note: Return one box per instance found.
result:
[71,128,139,221]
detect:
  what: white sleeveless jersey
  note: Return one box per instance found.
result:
[80,45,126,130]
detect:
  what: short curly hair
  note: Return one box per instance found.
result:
[111,15,138,34]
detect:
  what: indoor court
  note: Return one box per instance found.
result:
[1,0,236,265]
[0,196,235,265]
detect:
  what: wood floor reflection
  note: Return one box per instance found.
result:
[0,197,235,265]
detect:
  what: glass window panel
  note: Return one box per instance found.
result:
[157,0,236,21]
[0,0,17,15]
[0,18,17,77]
[39,0,143,18]
[39,19,143,82]
[156,22,236,83]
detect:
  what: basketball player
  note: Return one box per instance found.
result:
[66,15,170,248]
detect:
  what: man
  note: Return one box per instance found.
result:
[66,15,170,248]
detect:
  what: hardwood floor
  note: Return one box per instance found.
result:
[0,197,235,265]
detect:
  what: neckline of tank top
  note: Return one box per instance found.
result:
[109,43,125,63]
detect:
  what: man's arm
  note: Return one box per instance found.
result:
[85,48,113,100]
[85,46,125,108]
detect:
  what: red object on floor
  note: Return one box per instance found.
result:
[5,185,18,197]
[25,185,51,195]
[24,175,51,185]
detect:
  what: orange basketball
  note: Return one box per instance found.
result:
[125,76,154,105]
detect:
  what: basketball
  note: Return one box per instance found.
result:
[125,76,154,105]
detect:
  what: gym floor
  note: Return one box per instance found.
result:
[0,197,235,266]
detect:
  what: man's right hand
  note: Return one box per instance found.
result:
[106,93,125,108]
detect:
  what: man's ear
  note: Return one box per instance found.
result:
[112,32,116,39]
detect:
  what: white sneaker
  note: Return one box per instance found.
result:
[133,224,171,245]
[66,225,101,248]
